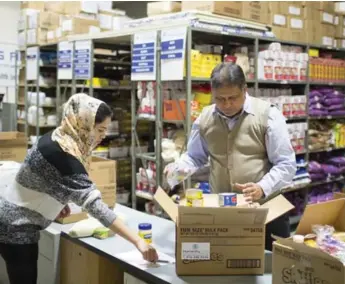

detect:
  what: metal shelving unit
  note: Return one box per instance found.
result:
[17,43,58,144]
[65,12,345,223]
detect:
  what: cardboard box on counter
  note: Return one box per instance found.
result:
[44,2,65,14]
[56,202,88,224]
[21,1,44,11]
[26,28,48,46]
[99,184,117,208]
[61,17,99,36]
[154,187,294,276]
[147,1,181,16]
[0,132,27,162]
[28,11,60,30]
[181,1,268,24]
[272,196,345,284]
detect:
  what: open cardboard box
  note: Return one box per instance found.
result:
[154,187,294,276]
[272,193,345,284]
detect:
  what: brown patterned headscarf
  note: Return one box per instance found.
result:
[51,93,103,170]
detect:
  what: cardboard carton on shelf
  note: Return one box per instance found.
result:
[304,8,336,25]
[61,17,99,36]
[147,1,181,16]
[97,9,124,31]
[28,11,60,30]
[88,156,116,185]
[44,2,65,14]
[0,132,27,162]
[18,8,39,31]
[272,194,345,284]
[64,1,98,16]
[336,39,345,49]
[46,29,56,44]
[302,1,335,13]
[269,13,287,28]
[26,28,48,46]
[335,2,345,15]
[335,16,345,39]
[154,187,294,276]
[21,1,45,11]
[181,1,268,24]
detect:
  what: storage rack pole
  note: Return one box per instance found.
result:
[56,43,61,122]
[24,47,28,136]
[131,33,137,209]
[89,40,94,97]
[35,46,40,138]
[185,26,192,189]
[254,38,259,96]
[72,42,76,95]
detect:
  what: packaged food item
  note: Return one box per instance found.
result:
[93,227,115,239]
[138,223,152,244]
[186,188,203,207]
[218,193,237,207]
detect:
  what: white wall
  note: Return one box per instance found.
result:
[0,1,20,44]
[0,1,20,105]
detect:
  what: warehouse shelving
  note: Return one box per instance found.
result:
[64,12,345,223]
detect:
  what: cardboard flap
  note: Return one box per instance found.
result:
[154,187,178,223]
[261,194,294,224]
[296,199,345,235]
[178,206,268,225]
[334,192,345,200]
[275,237,343,264]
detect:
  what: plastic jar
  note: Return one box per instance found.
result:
[138,223,152,244]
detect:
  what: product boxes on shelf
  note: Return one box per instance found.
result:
[64,1,98,16]
[147,1,182,16]
[26,28,48,46]
[28,11,60,30]
[21,1,45,11]
[335,2,345,15]
[61,17,99,36]
[154,187,294,276]
[0,132,27,162]
[44,2,65,14]
[272,197,345,284]
[181,1,268,24]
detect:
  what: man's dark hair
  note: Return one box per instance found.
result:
[210,63,246,90]
[95,102,113,124]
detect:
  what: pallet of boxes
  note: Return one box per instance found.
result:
[269,2,340,47]
[56,156,117,224]
[19,1,131,47]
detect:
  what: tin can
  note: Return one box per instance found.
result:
[219,193,237,207]
[186,189,203,207]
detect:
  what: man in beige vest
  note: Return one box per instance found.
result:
[165,63,296,251]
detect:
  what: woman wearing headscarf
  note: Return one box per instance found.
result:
[0,93,158,284]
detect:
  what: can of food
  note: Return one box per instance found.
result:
[186,189,203,207]
[219,193,237,207]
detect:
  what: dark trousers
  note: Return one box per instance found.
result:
[265,212,290,251]
[0,242,38,284]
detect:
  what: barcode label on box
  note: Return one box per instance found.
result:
[181,243,210,260]
[227,259,261,269]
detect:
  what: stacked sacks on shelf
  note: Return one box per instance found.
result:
[290,158,311,187]
[308,121,333,151]
[308,183,342,205]
[309,88,345,117]
[308,160,343,182]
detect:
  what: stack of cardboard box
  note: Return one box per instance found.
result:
[88,156,117,209]
[335,14,345,49]
[18,1,131,47]
[270,2,339,47]
[181,2,269,25]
